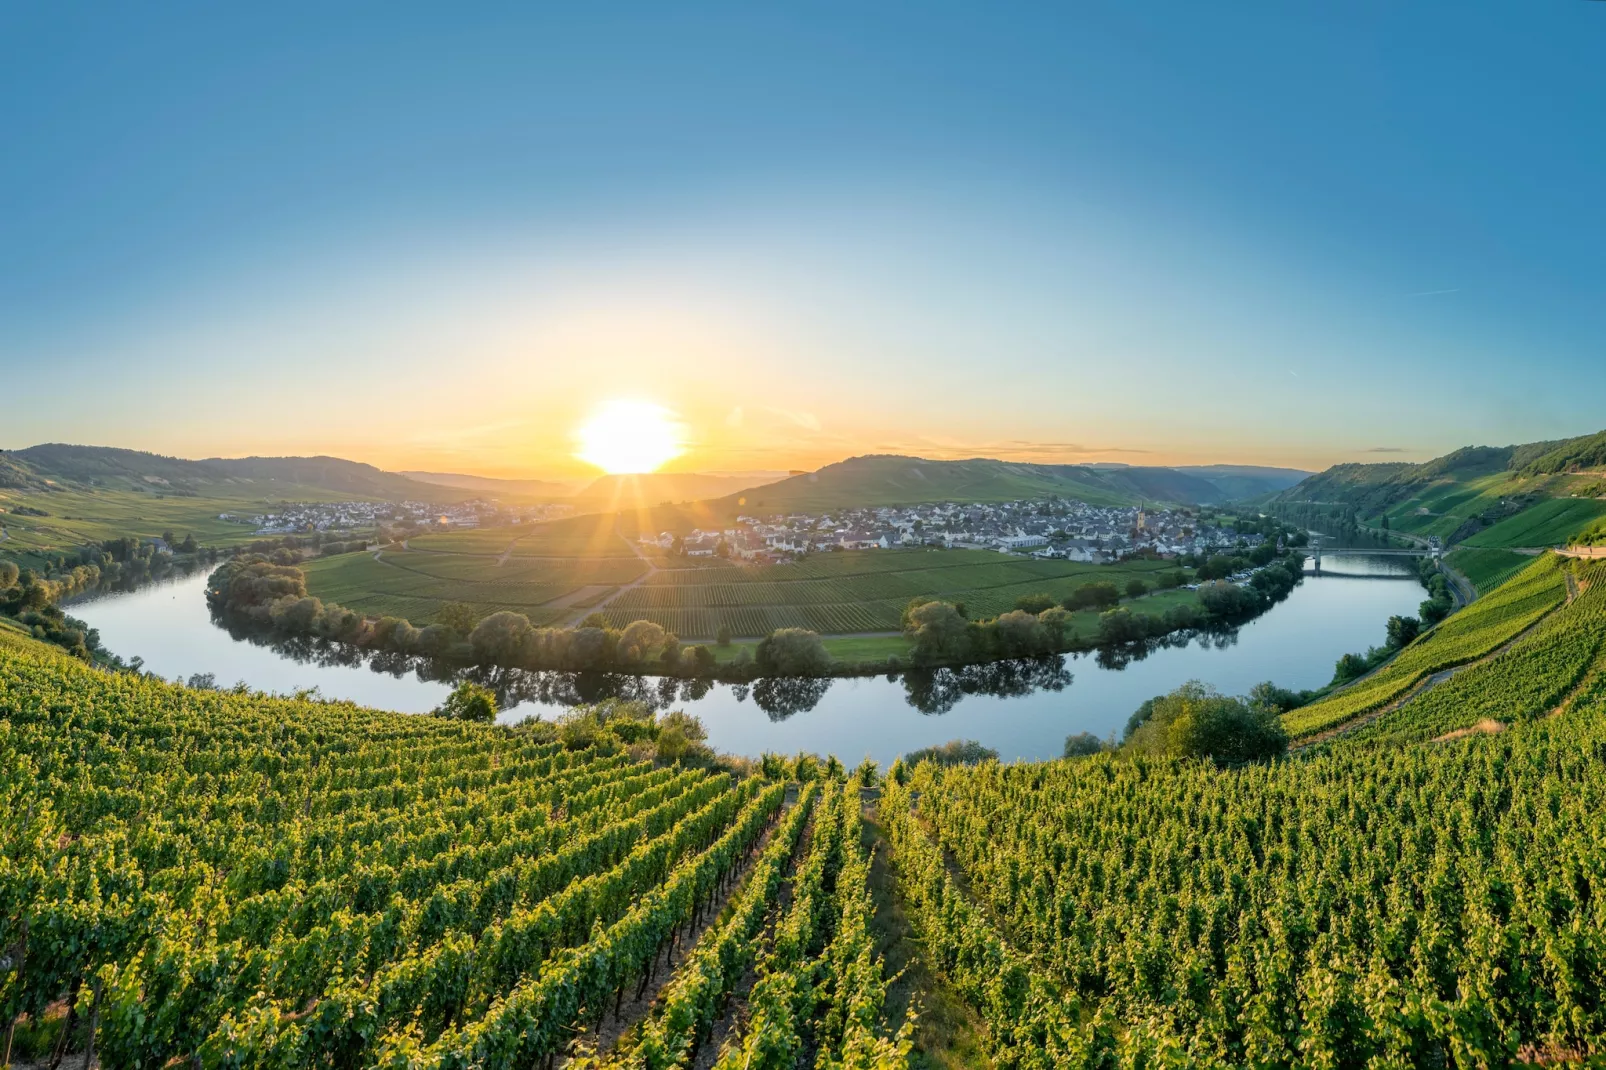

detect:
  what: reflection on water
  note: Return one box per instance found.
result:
[70,555,1431,763]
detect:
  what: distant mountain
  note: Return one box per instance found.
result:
[574,472,781,507]
[401,470,574,498]
[1271,430,1606,544]
[1173,464,1313,500]
[704,455,1262,514]
[5,444,468,502]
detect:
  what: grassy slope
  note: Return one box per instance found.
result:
[1459,495,1606,547]
[0,483,385,564]
[1275,431,1606,546]
[705,455,1156,513]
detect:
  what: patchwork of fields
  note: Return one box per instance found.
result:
[304,526,1188,639]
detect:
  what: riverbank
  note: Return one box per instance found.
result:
[71,557,1429,762]
[205,547,1313,682]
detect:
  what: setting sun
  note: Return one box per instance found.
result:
[574,399,684,474]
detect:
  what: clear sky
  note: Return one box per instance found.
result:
[2,3,1602,478]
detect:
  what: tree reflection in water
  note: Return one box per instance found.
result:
[899,656,1073,715]
[206,616,1131,720]
[749,676,835,721]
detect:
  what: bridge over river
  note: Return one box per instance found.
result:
[1308,539,1438,570]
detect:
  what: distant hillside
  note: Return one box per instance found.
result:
[1271,429,1606,545]
[702,455,1258,514]
[1173,464,1312,499]
[6,444,467,502]
[575,471,788,509]
[203,456,465,501]
[401,470,574,498]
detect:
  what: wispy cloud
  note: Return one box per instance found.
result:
[1364,447,1408,453]
[761,407,822,433]
[1408,288,1460,297]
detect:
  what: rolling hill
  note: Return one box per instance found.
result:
[4,443,470,502]
[573,471,783,508]
[1271,430,1606,545]
[400,470,575,498]
[703,454,1278,514]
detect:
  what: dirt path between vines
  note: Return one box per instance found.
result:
[562,785,799,1067]
[863,795,994,1070]
[559,532,658,628]
[1293,593,1571,750]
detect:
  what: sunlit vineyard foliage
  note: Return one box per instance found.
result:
[11,551,1606,1066]
[1282,553,1569,737]
[887,671,1606,1066]
[0,630,905,1068]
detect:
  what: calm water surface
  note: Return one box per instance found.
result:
[71,554,1425,764]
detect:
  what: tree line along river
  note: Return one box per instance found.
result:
[68,553,1427,764]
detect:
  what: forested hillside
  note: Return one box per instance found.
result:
[1270,429,1606,545]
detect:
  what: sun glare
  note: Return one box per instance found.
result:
[575,399,684,474]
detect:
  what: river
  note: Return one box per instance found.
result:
[68,553,1426,764]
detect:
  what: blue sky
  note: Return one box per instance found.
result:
[1,3,1602,476]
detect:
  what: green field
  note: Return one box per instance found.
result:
[302,538,1191,640]
[301,549,648,626]
[1459,495,1606,548]
[0,483,373,566]
[1444,546,1534,595]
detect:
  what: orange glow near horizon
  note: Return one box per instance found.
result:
[574,399,685,475]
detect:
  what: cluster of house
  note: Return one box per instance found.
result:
[641,499,1263,564]
[222,500,572,536]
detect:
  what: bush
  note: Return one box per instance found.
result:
[1065,581,1120,612]
[1013,592,1057,615]
[1062,731,1106,758]
[433,680,497,723]
[1332,652,1371,685]
[903,738,999,766]
[1124,681,1287,766]
[754,628,831,676]
[1125,578,1149,599]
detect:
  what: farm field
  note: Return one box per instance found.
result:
[1444,546,1533,594]
[303,534,1192,640]
[301,549,647,626]
[1460,495,1606,548]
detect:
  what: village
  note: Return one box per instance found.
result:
[644,499,1265,563]
[221,499,572,535]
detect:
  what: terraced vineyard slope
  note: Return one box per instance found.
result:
[1281,553,1569,738]
[0,630,909,1067]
